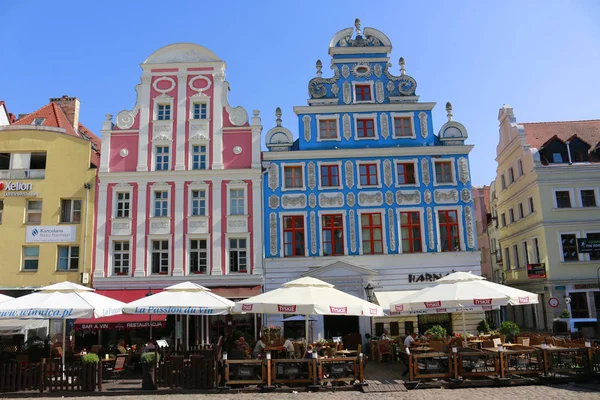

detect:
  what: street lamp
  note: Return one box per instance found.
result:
[146,290,153,339]
[364,283,375,340]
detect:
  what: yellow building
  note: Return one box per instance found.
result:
[0,96,100,292]
[491,105,600,334]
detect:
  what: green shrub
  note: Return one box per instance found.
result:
[499,321,520,340]
[82,353,99,364]
[428,325,447,340]
[140,352,160,364]
[477,319,491,334]
[559,309,571,318]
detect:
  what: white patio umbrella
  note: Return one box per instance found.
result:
[0,294,13,303]
[0,282,125,366]
[123,282,235,347]
[234,277,384,343]
[389,271,538,336]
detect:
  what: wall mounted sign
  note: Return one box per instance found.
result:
[527,263,546,279]
[408,273,449,283]
[25,226,76,243]
[574,283,599,290]
[548,297,559,308]
[577,238,600,253]
[0,181,39,197]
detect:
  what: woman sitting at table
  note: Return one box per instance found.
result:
[252,336,266,358]
[304,345,315,359]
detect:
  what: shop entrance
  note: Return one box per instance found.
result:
[418,314,451,335]
[324,315,359,338]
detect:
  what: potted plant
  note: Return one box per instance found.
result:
[477,319,491,335]
[499,321,520,343]
[141,352,160,390]
[24,338,47,363]
[81,353,99,392]
[559,309,571,319]
[427,325,447,350]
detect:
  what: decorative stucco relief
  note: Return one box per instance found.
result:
[427,207,434,250]
[331,83,339,96]
[424,189,432,204]
[380,113,389,139]
[268,163,279,190]
[374,64,382,78]
[386,80,395,93]
[346,192,356,207]
[434,189,459,204]
[308,193,317,208]
[465,205,475,249]
[345,161,354,188]
[388,209,396,251]
[383,159,392,187]
[358,191,383,207]
[396,190,421,205]
[302,115,312,142]
[319,193,344,208]
[310,211,317,254]
[343,82,351,104]
[307,162,316,190]
[341,65,350,78]
[282,194,307,209]
[385,191,394,205]
[343,114,351,140]
[421,159,430,185]
[268,194,280,209]
[458,157,470,184]
[189,220,207,230]
[269,213,277,256]
[349,210,356,252]
[461,188,472,203]
[418,112,428,139]
[376,81,384,103]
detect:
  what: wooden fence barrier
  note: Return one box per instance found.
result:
[409,352,452,381]
[271,359,316,385]
[0,361,99,393]
[318,357,361,386]
[156,354,216,389]
[456,350,500,378]
[224,360,265,386]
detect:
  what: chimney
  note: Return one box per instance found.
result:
[50,95,80,131]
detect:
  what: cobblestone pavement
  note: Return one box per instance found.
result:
[5,384,600,400]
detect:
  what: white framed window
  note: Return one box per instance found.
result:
[115,192,130,218]
[532,237,540,264]
[358,210,386,255]
[522,241,530,266]
[513,244,520,268]
[435,207,464,252]
[191,145,207,170]
[281,162,306,191]
[154,190,169,217]
[397,207,426,254]
[553,188,574,209]
[317,161,342,190]
[517,203,524,219]
[317,210,347,257]
[228,237,248,273]
[227,181,247,216]
[189,238,209,274]
[0,200,3,224]
[353,113,379,140]
[155,146,170,171]
[352,81,375,103]
[151,239,170,274]
[0,152,47,179]
[501,174,506,190]
[391,112,416,138]
[432,159,456,186]
[157,104,171,120]
[316,115,340,141]
[25,200,42,224]
[528,196,535,214]
[192,103,208,120]
[60,199,81,223]
[558,231,580,262]
[191,189,207,216]
[517,159,524,176]
[22,246,39,271]
[357,160,382,189]
[579,188,598,208]
[394,159,419,186]
[57,246,79,271]
[112,240,130,275]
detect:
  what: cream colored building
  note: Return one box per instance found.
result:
[492,105,600,333]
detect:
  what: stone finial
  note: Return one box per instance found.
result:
[354,18,362,36]
[316,60,323,77]
[446,102,453,121]
[105,114,113,121]
[275,107,282,127]
[399,57,406,76]
[253,110,260,117]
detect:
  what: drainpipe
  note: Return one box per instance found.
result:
[82,182,92,285]
[566,141,573,165]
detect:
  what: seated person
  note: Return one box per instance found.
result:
[282,336,295,358]
[143,339,156,353]
[403,332,421,348]
[117,340,127,354]
[252,336,266,357]
[237,337,250,357]
[304,345,315,359]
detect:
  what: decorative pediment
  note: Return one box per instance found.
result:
[302,261,376,278]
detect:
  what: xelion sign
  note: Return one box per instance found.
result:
[0,181,39,197]
[26,226,76,243]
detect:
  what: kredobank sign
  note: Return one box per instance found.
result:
[26,226,76,243]
[0,181,39,197]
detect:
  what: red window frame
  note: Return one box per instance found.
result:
[396,162,416,184]
[435,161,453,183]
[361,213,383,255]
[400,212,421,253]
[355,85,371,101]
[359,163,378,186]
[322,214,344,256]
[320,165,340,187]
[319,119,337,139]
[357,119,375,138]
[284,166,303,188]
[394,117,412,137]
[439,210,460,252]
[283,216,305,257]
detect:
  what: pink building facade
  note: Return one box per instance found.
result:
[472,186,492,280]
[92,44,263,299]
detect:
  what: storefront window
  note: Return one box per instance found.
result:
[570,292,589,318]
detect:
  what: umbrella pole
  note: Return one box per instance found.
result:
[305,314,309,344]
[186,315,189,351]
[149,315,153,339]
[462,308,467,344]
[62,319,66,370]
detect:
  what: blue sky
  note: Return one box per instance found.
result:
[1,0,599,186]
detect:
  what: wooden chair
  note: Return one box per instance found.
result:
[377,340,392,362]
[482,340,495,348]
[517,337,530,346]
[493,338,502,347]
[107,354,128,381]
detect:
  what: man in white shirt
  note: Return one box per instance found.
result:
[253,336,266,357]
[283,336,295,358]
[404,332,419,347]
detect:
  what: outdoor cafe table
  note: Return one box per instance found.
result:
[411,346,434,353]
[265,345,286,358]
[335,349,358,357]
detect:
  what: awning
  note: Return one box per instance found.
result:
[74,289,166,330]
[0,319,49,336]
[374,291,418,314]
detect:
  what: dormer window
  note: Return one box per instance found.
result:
[355,84,371,102]
[552,153,563,163]
[32,118,45,126]
[157,104,171,121]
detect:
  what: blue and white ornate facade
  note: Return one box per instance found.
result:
[262,20,481,339]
